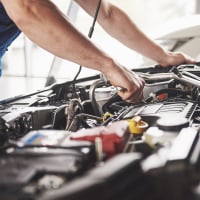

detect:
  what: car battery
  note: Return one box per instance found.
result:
[16,129,96,164]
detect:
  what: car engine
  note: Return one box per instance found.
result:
[0,63,200,200]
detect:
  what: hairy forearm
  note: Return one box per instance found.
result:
[1,0,115,73]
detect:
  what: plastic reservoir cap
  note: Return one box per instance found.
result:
[156,115,189,132]
[128,116,148,135]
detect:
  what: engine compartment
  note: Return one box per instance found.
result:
[1,64,200,200]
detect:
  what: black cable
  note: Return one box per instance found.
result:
[88,0,102,39]
[72,0,102,96]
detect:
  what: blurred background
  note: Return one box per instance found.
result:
[0,0,198,99]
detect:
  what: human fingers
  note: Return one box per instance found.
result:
[182,53,196,64]
[131,71,145,88]
[118,86,144,103]
[117,72,145,103]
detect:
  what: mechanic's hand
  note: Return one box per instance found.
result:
[105,64,145,103]
[159,51,196,67]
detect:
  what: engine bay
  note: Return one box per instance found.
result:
[1,64,200,200]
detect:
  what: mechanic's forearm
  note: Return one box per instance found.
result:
[1,0,115,74]
[98,4,168,65]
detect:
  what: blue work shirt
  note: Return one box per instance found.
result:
[0,3,21,76]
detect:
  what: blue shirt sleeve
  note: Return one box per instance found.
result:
[0,3,21,76]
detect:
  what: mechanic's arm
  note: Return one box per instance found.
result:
[76,0,195,67]
[1,0,144,103]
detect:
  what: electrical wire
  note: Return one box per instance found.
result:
[72,0,102,96]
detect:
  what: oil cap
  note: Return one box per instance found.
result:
[156,115,189,132]
[128,116,148,135]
